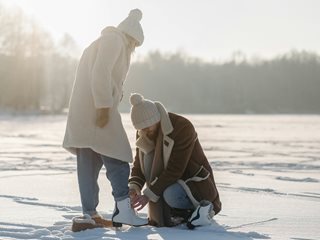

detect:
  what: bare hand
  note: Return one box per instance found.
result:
[131,194,149,211]
[129,189,138,200]
[96,108,109,128]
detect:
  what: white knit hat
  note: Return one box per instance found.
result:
[130,93,160,130]
[117,9,144,46]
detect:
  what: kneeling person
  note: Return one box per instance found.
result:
[128,93,222,228]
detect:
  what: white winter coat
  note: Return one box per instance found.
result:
[63,27,133,162]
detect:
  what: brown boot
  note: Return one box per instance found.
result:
[71,214,103,232]
[92,215,113,228]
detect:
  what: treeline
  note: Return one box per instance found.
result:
[0,4,78,113]
[1,5,320,114]
[122,51,320,113]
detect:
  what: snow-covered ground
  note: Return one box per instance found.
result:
[0,114,319,240]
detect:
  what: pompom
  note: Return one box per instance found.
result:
[130,93,144,105]
[128,9,142,22]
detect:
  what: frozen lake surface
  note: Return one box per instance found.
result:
[0,114,319,240]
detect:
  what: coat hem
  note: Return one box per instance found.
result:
[62,144,132,163]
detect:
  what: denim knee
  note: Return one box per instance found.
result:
[163,183,193,209]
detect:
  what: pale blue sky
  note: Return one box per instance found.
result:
[1,0,320,61]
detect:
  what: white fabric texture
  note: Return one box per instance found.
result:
[63,27,133,162]
[130,93,161,130]
[117,9,144,46]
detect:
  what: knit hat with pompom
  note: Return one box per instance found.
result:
[130,93,160,130]
[117,9,144,46]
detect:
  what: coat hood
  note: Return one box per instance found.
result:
[100,26,129,45]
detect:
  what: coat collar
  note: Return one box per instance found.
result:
[100,26,130,68]
[155,102,173,135]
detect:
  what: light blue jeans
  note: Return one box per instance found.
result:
[163,183,194,210]
[76,148,130,216]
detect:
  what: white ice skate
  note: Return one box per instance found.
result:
[187,200,215,229]
[112,197,148,227]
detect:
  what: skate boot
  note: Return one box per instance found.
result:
[112,197,148,227]
[186,200,215,229]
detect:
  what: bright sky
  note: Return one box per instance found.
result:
[1,0,320,61]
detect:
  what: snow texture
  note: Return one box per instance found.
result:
[0,114,319,240]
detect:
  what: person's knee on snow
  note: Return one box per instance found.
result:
[163,183,194,210]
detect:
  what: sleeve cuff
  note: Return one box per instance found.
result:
[129,183,141,195]
[143,187,160,203]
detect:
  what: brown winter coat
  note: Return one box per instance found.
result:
[129,110,221,227]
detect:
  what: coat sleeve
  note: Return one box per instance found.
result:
[129,145,146,194]
[91,33,122,108]
[143,119,197,202]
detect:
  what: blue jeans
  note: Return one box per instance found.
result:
[163,183,194,210]
[76,148,130,216]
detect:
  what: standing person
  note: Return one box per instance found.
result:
[63,9,148,231]
[128,93,222,228]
